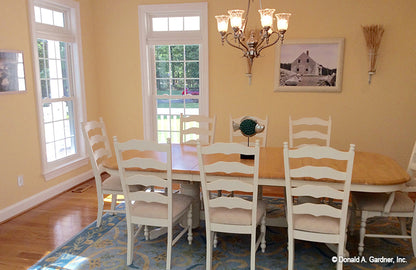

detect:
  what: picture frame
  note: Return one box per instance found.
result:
[274,38,344,92]
[0,50,26,94]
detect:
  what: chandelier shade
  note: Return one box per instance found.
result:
[215,0,291,83]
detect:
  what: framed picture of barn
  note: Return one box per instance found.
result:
[274,38,344,92]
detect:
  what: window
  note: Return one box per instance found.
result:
[139,3,208,143]
[29,0,87,180]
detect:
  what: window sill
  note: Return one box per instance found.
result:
[43,156,89,181]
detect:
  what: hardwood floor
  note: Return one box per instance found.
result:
[0,179,99,270]
[0,179,284,270]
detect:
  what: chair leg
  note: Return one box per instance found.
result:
[214,232,218,248]
[399,217,408,235]
[358,211,368,256]
[96,195,104,227]
[206,230,213,270]
[287,234,294,270]
[411,214,416,257]
[337,239,345,270]
[261,214,266,252]
[110,194,117,214]
[187,206,193,245]
[144,226,149,240]
[166,226,173,270]
[126,222,134,265]
[250,233,256,270]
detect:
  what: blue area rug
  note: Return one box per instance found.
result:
[30,197,416,269]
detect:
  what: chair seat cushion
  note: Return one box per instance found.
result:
[130,194,193,219]
[209,200,266,225]
[293,213,345,234]
[102,175,123,192]
[102,175,142,192]
[353,191,414,212]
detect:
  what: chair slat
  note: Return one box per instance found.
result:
[293,130,328,140]
[207,179,253,193]
[290,166,347,181]
[202,142,256,156]
[292,185,343,200]
[120,157,166,171]
[126,174,167,188]
[129,190,168,204]
[289,145,350,160]
[293,203,341,218]
[205,161,254,175]
[209,196,253,210]
[291,117,329,126]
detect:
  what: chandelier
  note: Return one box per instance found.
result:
[215,0,291,83]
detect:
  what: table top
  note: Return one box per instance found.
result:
[104,144,410,189]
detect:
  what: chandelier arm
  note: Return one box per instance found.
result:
[224,33,249,54]
[257,32,283,55]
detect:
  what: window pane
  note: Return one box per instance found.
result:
[156,62,169,78]
[55,139,66,159]
[157,131,170,144]
[53,11,64,27]
[171,99,184,115]
[185,45,199,60]
[52,102,64,121]
[155,45,169,61]
[46,142,56,162]
[184,16,200,30]
[156,79,170,95]
[34,6,41,23]
[152,17,168,31]
[170,45,184,61]
[171,114,180,131]
[168,17,183,31]
[185,98,199,109]
[54,121,65,140]
[43,103,52,123]
[186,62,199,78]
[172,79,184,95]
[171,62,184,78]
[41,79,50,98]
[186,79,199,95]
[41,8,53,25]
[44,122,54,143]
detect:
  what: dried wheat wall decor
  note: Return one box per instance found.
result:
[362,24,384,84]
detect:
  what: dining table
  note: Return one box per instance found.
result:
[103,143,410,230]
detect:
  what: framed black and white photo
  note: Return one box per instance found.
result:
[274,38,344,92]
[0,50,26,94]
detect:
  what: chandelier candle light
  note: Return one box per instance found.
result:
[215,0,291,84]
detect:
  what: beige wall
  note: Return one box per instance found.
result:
[1,0,415,212]
[0,0,97,210]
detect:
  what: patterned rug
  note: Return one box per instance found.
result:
[30,197,416,270]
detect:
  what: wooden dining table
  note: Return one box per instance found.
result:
[104,143,410,191]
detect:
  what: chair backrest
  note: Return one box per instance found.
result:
[405,140,416,190]
[180,113,216,145]
[113,137,173,222]
[230,115,268,147]
[82,117,112,180]
[289,116,332,148]
[283,142,355,236]
[197,140,260,230]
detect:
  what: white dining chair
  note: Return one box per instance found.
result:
[230,115,268,147]
[289,116,332,148]
[351,140,416,257]
[82,117,126,227]
[283,142,355,270]
[180,113,216,145]
[197,140,266,270]
[113,137,193,269]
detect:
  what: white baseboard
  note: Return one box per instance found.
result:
[0,170,93,223]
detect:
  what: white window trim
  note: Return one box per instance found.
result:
[138,2,209,141]
[28,0,87,181]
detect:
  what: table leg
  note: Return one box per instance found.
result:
[180,182,201,228]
